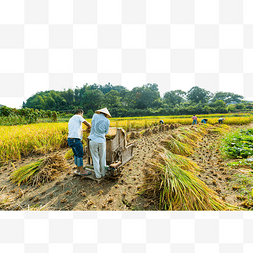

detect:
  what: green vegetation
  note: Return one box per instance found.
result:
[221,128,253,158]
[0,106,58,125]
[22,84,252,117]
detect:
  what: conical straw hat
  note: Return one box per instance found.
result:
[95,107,112,118]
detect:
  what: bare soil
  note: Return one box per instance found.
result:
[0,124,252,211]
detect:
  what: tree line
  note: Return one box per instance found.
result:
[22,83,252,117]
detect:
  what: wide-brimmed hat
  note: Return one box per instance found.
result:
[95,107,112,118]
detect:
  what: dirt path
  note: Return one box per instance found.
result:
[190,131,241,206]
[0,124,250,211]
[0,130,165,211]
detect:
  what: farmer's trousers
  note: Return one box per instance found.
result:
[89,140,106,178]
[67,138,84,167]
[192,119,197,125]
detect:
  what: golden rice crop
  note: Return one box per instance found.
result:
[109,115,252,128]
[0,123,68,163]
[0,113,251,164]
[111,112,251,121]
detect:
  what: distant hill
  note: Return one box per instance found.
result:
[0,104,4,108]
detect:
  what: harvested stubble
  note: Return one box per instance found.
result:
[129,131,140,139]
[143,128,152,136]
[11,154,69,187]
[141,152,239,211]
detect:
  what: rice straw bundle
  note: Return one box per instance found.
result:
[142,152,239,211]
[161,135,194,156]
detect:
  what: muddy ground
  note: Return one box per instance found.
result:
[0,124,251,211]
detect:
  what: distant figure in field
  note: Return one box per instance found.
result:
[192,115,197,125]
[159,120,164,124]
[218,117,225,124]
[201,118,208,124]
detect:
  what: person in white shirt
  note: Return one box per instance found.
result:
[88,108,111,179]
[68,109,91,175]
[218,117,225,124]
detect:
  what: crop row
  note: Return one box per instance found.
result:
[0,115,252,164]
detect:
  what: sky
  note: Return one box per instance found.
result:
[0,1,253,109]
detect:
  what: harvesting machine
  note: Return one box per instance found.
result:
[84,127,135,180]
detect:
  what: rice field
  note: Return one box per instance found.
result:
[0,113,252,211]
[0,114,252,164]
[0,123,68,163]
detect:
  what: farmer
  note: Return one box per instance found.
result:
[201,118,208,124]
[88,108,111,179]
[218,117,225,124]
[159,120,164,124]
[67,109,91,176]
[192,115,197,125]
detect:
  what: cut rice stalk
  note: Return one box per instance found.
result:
[64,149,74,160]
[178,128,202,141]
[161,136,194,156]
[171,132,198,147]
[142,153,240,211]
[11,159,44,186]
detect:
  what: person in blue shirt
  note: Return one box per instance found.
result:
[201,118,208,124]
[88,108,111,179]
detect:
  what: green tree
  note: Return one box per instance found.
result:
[105,90,121,108]
[82,89,105,111]
[163,90,186,106]
[212,92,243,104]
[235,103,245,110]
[187,86,212,104]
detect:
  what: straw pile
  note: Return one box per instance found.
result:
[11,154,69,187]
[106,128,117,140]
[141,125,239,210]
[31,154,69,186]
